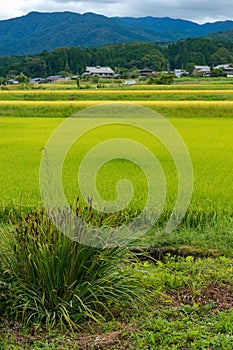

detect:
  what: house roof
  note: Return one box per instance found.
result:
[140,68,153,72]
[194,66,210,70]
[215,64,233,69]
[47,75,62,79]
[84,66,114,74]
[30,77,43,81]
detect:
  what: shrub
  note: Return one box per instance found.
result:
[0,210,145,330]
[156,74,174,85]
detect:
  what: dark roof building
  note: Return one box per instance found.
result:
[139,68,153,77]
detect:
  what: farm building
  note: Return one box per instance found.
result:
[29,77,45,84]
[7,79,19,84]
[82,66,115,78]
[139,68,153,77]
[215,64,233,77]
[46,75,70,83]
[192,65,211,76]
[174,69,187,77]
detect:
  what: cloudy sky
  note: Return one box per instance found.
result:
[1,0,233,23]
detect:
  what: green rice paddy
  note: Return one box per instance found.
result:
[0,84,233,225]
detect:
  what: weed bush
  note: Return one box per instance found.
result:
[0,210,145,330]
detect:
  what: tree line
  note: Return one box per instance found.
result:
[1,38,233,79]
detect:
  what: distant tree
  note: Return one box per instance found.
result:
[16,72,29,83]
[210,67,226,77]
[7,70,17,79]
[0,76,6,85]
[210,47,232,66]
[119,68,130,79]
[57,71,72,77]
[186,63,196,74]
[156,74,174,85]
[91,74,100,83]
[76,78,80,89]
[147,76,156,85]
[28,58,47,77]
[129,68,140,78]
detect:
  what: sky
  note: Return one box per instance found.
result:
[1,0,233,24]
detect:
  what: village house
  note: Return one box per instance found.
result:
[82,66,116,78]
[192,65,211,77]
[174,69,187,77]
[7,79,19,84]
[215,64,233,77]
[139,68,153,77]
[29,77,45,84]
[47,75,70,83]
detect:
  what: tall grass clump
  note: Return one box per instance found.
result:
[0,210,146,330]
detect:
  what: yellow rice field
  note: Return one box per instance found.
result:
[1,100,233,107]
[1,89,233,94]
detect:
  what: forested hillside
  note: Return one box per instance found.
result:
[167,38,233,70]
[0,43,168,77]
[1,38,233,78]
[207,30,233,43]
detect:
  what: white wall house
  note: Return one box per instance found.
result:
[82,66,115,78]
[174,69,187,77]
[192,66,211,76]
[215,64,233,77]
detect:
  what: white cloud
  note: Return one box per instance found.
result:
[20,0,120,16]
[0,0,24,19]
[109,0,233,23]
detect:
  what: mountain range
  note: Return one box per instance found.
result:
[2,11,233,56]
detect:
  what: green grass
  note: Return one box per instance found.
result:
[1,255,233,349]
[0,103,85,118]
[1,101,233,119]
[1,90,233,101]
[148,219,233,257]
